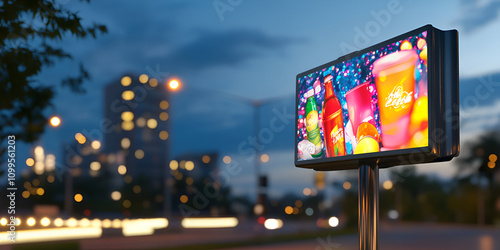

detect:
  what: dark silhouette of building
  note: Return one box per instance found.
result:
[103,74,170,211]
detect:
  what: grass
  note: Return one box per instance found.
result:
[12,241,79,250]
[154,227,357,250]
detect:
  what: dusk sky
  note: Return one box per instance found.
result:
[16,0,500,199]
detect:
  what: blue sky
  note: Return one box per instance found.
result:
[14,0,500,199]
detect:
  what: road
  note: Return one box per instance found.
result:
[233,223,500,250]
[1,222,499,249]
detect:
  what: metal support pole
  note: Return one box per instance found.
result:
[358,164,379,250]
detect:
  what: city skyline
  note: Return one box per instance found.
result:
[10,0,500,199]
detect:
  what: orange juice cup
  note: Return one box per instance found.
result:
[372,50,418,149]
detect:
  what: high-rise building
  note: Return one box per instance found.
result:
[103,74,170,200]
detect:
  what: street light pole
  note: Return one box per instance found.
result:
[165,83,289,216]
[163,79,181,217]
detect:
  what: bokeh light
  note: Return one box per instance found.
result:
[159,130,169,140]
[118,165,127,175]
[121,76,132,86]
[75,133,86,144]
[111,191,122,201]
[122,90,135,101]
[90,161,101,171]
[185,161,194,171]
[49,116,61,127]
[123,200,131,208]
[139,74,149,83]
[180,195,188,203]
[121,138,131,149]
[149,78,158,87]
[136,117,146,127]
[26,158,35,167]
[170,160,179,170]
[27,217,36,226]
[383,180,393,190]
[159,100,169,110]
[159,112,169,121]
[303,188,311,196]
[91,140,101,150]
[202,155,211,163]
[489,154,497,162]
[54,218,64,227]
[328,217,339,227]
[223,156,231,164]
[168,79,180,90]
[121,111,134,121]
[147,118,158,129]
[121,121,134,131]
[135,149,145,159]
[260,154,269,163]
[74,193,83,202]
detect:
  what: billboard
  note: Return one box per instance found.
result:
[295,25,459,170]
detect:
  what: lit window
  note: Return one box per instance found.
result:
[185,161,194,171]
[135,149,144,159]
[118,165,127,175]
[122,90,134,101]
[111,191,121,201]
[147,118,158,129]
[121,76,132,86]
[159,112,169,121]
[159,131,169,140]
[159,100,169,110]
[121,111,134,121]
[139,74,149,84]
[122,121,134,131]
[121,138,131,149]
[149,78,158,87]
[90,161,101,171]
[202,155,210,164]
[136,117,146,127]
[169,160,178,170]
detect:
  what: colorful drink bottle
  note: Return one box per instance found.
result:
[305,86,323,157]
[322,72,346,157]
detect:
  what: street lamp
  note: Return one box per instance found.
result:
[221,92,289,215]
[49,115,61,127]
[163,78,182,217]
[161,79,289,217]
[168,79,180,91]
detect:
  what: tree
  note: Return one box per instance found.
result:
[456,131,500,182]
[0,0,107,159]
[456,130,500,224]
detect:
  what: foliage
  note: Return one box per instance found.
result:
[0,0,107,158]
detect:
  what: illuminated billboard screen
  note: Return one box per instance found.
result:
[295,25,459,170]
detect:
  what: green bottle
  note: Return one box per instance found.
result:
[305,86,323,157]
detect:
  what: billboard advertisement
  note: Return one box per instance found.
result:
[295,25,459,170]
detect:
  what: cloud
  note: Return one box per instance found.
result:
[456,0,500,33]
[165,29,303,71]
